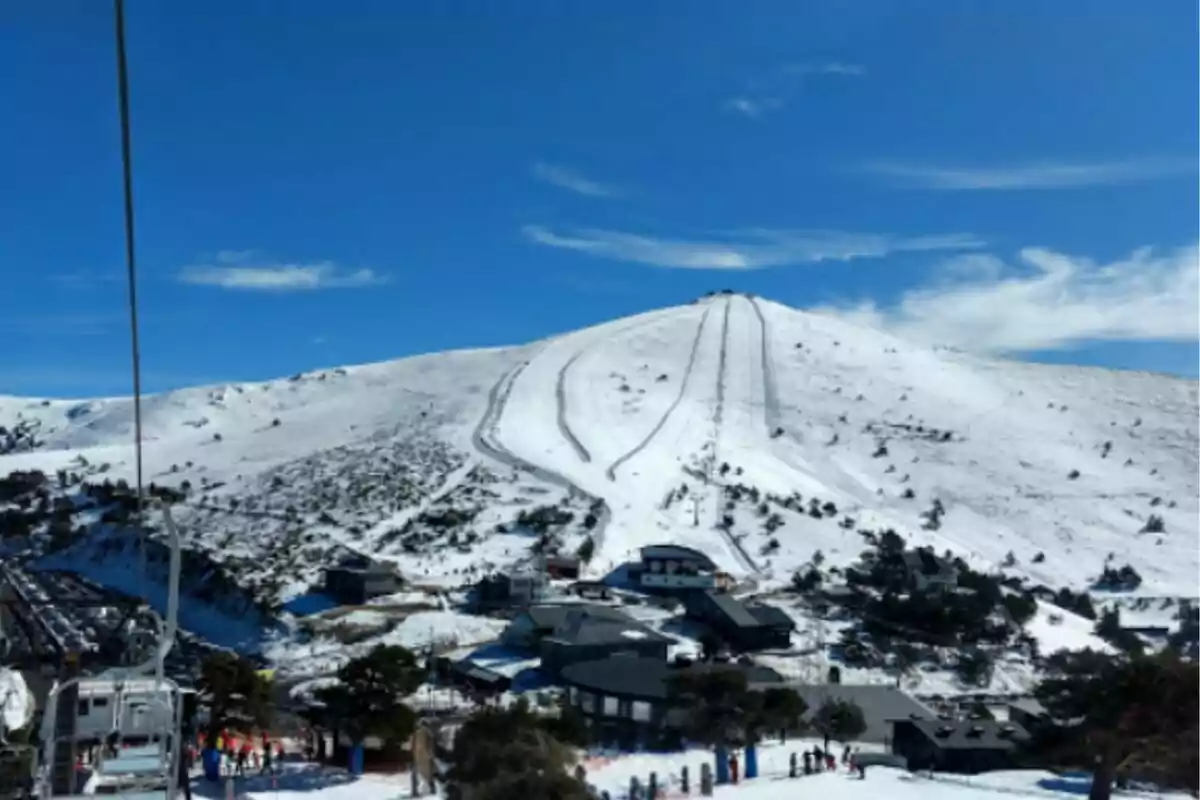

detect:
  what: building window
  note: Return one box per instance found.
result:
[577,691,595,714]
[567,686,577,705]
[603,696,619,716]
[632,701,652,722]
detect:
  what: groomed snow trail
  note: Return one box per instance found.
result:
[746,299,870,505]
[605,304,715,481]
[556,310,683,464]
[490,298,755,575]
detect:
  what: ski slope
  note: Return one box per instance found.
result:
[0,295,1195,600]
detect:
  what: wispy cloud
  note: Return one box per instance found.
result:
[178,258,386,291]
[784,61,866,77]
[531,162,620,198]
[819,244,1200,353]
[724,96,784,119]
[862,158,1196,190]
[523,225,981,270]
[726,61,865,118]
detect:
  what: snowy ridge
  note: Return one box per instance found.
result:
[0,295,1195,605]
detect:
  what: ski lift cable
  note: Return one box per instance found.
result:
[114,5,183,795]
[114,0,148,586]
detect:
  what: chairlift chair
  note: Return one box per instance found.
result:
[36,505,185,800]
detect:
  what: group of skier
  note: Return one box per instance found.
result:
[197,730,286,777]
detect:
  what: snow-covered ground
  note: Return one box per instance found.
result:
[1,295,1196,662]
[200,742,1193,800]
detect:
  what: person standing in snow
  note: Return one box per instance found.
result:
[177,742,194,800]
[260,739,273,775]
[235,740,249,777]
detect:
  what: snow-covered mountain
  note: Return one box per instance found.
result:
[2,294,1197,610]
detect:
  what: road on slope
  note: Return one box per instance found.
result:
[604,304,716,481]
[471,351,613,551]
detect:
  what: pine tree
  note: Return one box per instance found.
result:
[1035,649,1199,800]
[197,653,273,742]
[445,699,589,800]
[812,698,866,751]
[314,644,423,749]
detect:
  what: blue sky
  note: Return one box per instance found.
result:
[2,0,1197,397]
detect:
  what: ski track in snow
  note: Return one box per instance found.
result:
[748,294,784,439]
[556,311,679,464]
[713,297,762,575]
[714,298,730,428]
[605,304,715,481]
[555,349,593,463]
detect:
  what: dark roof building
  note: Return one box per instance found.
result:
[323,554,398,606]
[789,684,934,744]
[683,591,795,651]
[470,570,547,612]
[891,718,1031,774]
[901,549,959,591]
[559,655,787,746]
[445,659,512,695]
[561,656,786,702]
[569,581,612,600]
[639,545,717,571]
[501,603,641,652]
[540,612,672,679]
[544,555,581,580]
[635,544,733,593]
